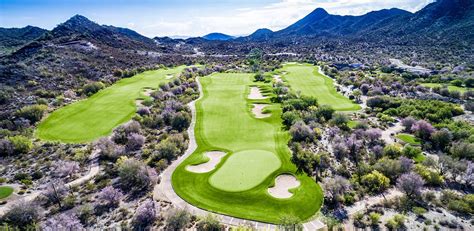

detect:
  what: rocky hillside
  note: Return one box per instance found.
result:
[0,26,47,56]
[0,15,191,122]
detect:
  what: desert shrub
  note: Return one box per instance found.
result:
[113,121,141,144]
[374,158,405,181]
[16,104,48,123]
[414,165,443,186]
[0,138,14,156]
[126,133,145,151]
[315,105,335,121]
[82,82,105,96]
[7,136,32,155]
[361,170,390,193]
[278,214,303,231]
[132,199,157,229]
[397,172,425,199]
[96,138,124,160]
[383,144,402,158]
[412,120,436,140]
[166,208,191,231]
[289,121,314,142]
[118,158,156,193]
[413,207,427,216]
[369,212,381,226]
[2,201,41,228]
[170,111,191,131]
[402,145,422,159]
[97,186,123,207]
[450,142,474,160]
[331,113,349,128]
[254,72,265,81]
[196,214,223,231]
[282,111,300,127]
[151,140,179,162]
[54,160,80,178]
[42,181,69,207]
[42,213,83,231]
[385,214,405,230]
[77,204,94,225]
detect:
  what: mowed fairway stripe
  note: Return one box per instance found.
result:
[172,73,323,223]
[281,63,361,111]
[36,66,186,143]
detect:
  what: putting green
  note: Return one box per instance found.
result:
[421,83,471,93]
[36,66,186,143]
[0,186,14,200]
[209,150,281,192]
[280,63,361,111]
[172,73,323,223]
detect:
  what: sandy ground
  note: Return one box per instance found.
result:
[248,87,267,100]
[252,104,271,118]
[166,74,174,79]
[381,121,403,145]
[273,75,283,83]
[186,151,226,173]
[268,175,300,199]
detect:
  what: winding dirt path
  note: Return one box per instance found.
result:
[153,77,326,230]
[0,149,100,216]
[381,121,403,145]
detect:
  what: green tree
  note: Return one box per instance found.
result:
[8,136,32,154]
[247,48,263,72]
[361,170,390,193]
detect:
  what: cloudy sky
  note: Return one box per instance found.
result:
[1,0,434,37]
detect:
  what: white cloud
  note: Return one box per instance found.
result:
[135,0,434,37]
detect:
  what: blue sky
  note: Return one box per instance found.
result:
[0,0,434,37]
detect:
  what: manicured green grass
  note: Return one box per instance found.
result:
[413,153,426,163]
[421,83,471,93]
[172,73,323,223]
[397,133,421,145]
[209,150,281,192]
[0,186,14,200]
[348,121,359,129]
[36,66,186,143]
[280,63,361,111]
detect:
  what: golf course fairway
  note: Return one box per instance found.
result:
[172,73,323,223]
[280,63,361,111]
[36,66,186,143]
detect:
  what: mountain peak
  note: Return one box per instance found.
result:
[65,15,96,25]
[202,32,235,41]
[311,8,329,16]
[52,15,102,36]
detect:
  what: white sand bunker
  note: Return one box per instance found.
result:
[274,75,283,83]
[268,174,301,199]
[186,151,226,173]
[248,87,267,100]
[166,74,174,79]
[252,104,271,118]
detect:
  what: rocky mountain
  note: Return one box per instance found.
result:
[364,0,474,44]
[43,15,158,50]
[273,8,411,37]
[253,0,474,45]
[202,32,235,41]
[0,26,47,55]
